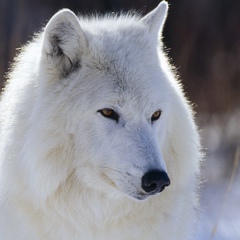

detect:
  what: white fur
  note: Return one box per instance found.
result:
[0,2,201,239]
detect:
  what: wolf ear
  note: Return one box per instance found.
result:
[42,9,87,78]
[141,1,168,39]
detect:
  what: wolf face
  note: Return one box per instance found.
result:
[25,2,174,201]
[71,76,171,200]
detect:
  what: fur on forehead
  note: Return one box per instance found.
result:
[78,9,168,93]
[41,1,168,80]
[79,3,168,68]
[79,0,168,43]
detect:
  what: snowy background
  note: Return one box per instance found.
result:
[195,110,240,240]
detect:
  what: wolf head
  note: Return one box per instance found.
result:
[24,1,198,202]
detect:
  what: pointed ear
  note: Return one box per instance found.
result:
[42,9,87,78]
[141,1,168,39]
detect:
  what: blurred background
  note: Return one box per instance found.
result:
[0,0,239,239]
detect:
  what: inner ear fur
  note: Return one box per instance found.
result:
[42,9,87,78]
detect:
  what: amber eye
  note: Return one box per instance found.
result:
[151,110,161,123]
[101,109,113,117]
[98,108,119,122]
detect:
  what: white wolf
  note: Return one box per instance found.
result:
[0,1,201,239]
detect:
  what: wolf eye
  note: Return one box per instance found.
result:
[98,108,119,122]
[151,110,161,123]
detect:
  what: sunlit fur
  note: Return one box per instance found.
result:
[0,2,201,239]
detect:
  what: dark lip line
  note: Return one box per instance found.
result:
[100,170,160,201]
[129,191,156,201]
[131,194,149,201]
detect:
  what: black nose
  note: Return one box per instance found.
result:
[141,170,170,194]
